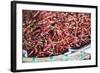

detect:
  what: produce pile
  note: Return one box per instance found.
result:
[22,10,91,57]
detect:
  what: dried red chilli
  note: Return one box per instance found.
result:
[22,10,91,58]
